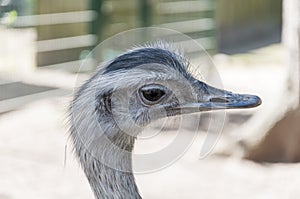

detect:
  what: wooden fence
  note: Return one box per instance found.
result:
[2,0,215,71]
[1,0,282,70]
[98,0,216,61]
[216,0,282,53]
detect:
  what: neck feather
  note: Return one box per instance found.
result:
[84,155,141,199]
[75,131,142,199]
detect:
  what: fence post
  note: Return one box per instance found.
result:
[90,0,104,46]
[139,0,152,27]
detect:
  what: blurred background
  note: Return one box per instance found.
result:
[0,0,299,198]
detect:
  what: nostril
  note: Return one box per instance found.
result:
[209,97,230,103]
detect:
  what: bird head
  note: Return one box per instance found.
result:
[71,44,261,150]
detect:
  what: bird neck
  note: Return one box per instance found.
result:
[79,132,142,199]
[71,92,143,199]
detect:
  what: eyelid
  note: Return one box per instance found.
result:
[140,84,166,91]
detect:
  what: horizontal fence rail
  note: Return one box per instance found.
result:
[13,10,97,27]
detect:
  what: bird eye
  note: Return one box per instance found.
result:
[139,84,166,105]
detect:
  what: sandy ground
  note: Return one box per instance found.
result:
[1,97,300,199]
[1,44,300,199]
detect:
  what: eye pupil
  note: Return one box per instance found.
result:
[142,89,165,102]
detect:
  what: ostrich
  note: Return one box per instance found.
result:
[69,43,261,199]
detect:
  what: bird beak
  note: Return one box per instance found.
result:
[169,80,261,114]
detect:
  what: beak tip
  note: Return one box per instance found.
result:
[248,94,262,108]
[256,96,262,106]
[217,93,262,109]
